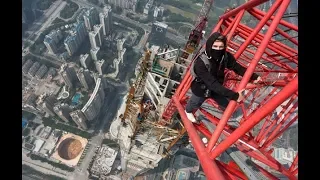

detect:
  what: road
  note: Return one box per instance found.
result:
[29,52,63,67]
[71,0,187,45]
[22,153,68,179]
[23,0,67,50]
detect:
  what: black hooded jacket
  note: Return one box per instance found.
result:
[191,32,259,100]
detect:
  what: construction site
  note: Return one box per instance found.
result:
[109,0,298,179]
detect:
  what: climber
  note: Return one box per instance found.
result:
[185,32,261,123]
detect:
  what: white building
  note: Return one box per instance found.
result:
[108,0,138,12]
[99,5,113,36]
[90,47,101,61]
[272,148,297,166]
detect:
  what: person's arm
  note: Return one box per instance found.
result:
[195,59,239,100]
[227,53,259,80]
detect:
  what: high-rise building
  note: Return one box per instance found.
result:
[53,103,72,122]
[37,94,57,117]
[22,10,27,23]
[41,102,55,116]
[99,5,112,36]
[77,68,94,90]
[28,62,41,77]
[95,59,107,75]
[94,24,103,46]
[35,65,48,79]
[272,148,298,166]
[44,38,58,54]
[81,78,104,121]
[64,22,86,56]
[89,24,103,49]
[153,6,164,18]
[59,63,79,88]
[75,21,87,42]
[22,59,34,74]
[108,0,137,12]
[64,35,77,56]
[46,95,57,106]
[80,54,93,69]
[149,21,168,46]
[44,30,63,54]
[116,39,126,64]
[83,7,100,31]
[144,0,153,15]
[89,32,99,50]
[70,110,88,130]
[90,47,101,61]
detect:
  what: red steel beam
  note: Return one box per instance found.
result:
[236,24,298,64]
[257,96,297,144]
[292,168,298,176]
[248,10,298,46]
[289,153,298,172]
[216,161,248,180]
[220,0,268,20]
[226,10,245,43]
[233,0,286,61]
[262,115,298,149]
[228,40,296,72]
[172,96,225,180]
[251,7,298,31]
[209,76,297,159]
[263,102,297,145]
[222,16,239,37]
[234,27,298,68]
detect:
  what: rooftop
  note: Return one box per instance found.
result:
[91,145,118,176]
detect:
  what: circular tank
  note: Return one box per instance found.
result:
[57,138,83,160]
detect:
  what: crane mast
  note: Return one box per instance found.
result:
[181,0,214,59]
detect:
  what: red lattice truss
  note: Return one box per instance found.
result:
[162,0,298,179]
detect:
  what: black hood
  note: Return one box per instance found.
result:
[205,32,227,59]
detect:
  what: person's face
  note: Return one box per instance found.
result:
[212,40,225,50]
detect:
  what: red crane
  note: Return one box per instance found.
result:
[162,0,298,179]
[180,0,215,59]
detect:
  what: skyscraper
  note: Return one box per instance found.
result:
[70,110,88,130]
[99,5,112,36]
[77,68,94,90]
[81,78,104,121]
[89,24,103,49]
[93,24,103,46]
[44,29,63,54]
[95,59,107,75]
[149,21,168,46]
[108,0,137,12]
[64,22,86,56]
[90,47,101,61]
[83,7,100,31]
[80,54,93,69]
[53,103,72,122]
[59,63,79,88]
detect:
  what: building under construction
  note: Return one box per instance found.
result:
[109,46,193,177]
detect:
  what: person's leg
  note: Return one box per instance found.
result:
[211,93,242,123]
[210,93,229,111]
[185,93,206,122]
[186,93,206,112]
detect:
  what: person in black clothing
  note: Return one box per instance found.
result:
[185,32,261,123]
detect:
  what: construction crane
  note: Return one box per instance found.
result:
[181,0,214,59]
[161,0,298,179]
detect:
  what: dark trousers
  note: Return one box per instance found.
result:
[186,92,230,113]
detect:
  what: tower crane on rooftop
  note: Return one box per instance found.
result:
[181,0,215,60]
